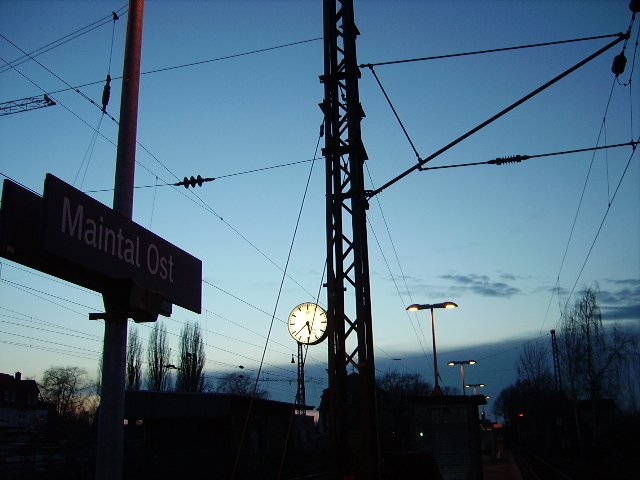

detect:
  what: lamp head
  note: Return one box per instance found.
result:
[448,359,477,366]
[406,301,458,311]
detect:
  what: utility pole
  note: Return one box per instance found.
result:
[95,1,144,479]
[550,329,562,393]
[321,1,380,478]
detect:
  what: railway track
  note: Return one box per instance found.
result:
[514,453,575,480]
[513,452,636,480]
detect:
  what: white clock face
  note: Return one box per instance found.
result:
[288,302,328,345]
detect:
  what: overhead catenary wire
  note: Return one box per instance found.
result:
[537,50,634,334]
[366,33,628,199]
[83,156,322,193]
[555,137,638,329]
[364,166,433,371]
[414,141,638,172]
[360,32,624,68]
[0,247,321,393]
[232,126,323,479]
[2,29,330,325]
[367,66,420,160]
[0,4,128,75]
[0,34,118,123]
[13,37,323,101]
[2,5,635,412]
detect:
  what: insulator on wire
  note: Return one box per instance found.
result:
[180,175,214,188]
[101,74,111,113]
[611,52,627,76]
[490,155,527,165]
[112,11,120,21]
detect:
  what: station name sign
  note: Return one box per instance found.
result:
[42,174,201,313]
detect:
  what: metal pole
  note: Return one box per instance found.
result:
[460,364,466,396]
[430,308,439,390]
[95,1,144,479]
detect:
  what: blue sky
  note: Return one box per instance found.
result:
[1,0,638,415]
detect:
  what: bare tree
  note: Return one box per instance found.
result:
[96,346,103,397]
[559,286,633,403]
[517,338,554,390]
[175,321,206,392]
[558,286,638,453]
[145,321,170,391]
[39,366,90,418]
[377,371,432,396]
[126,326,143,390]
[216,372,268,398]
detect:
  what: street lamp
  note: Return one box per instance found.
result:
[482,395,491,420]
[447,360,477,395]
[465,383,485,396]
[406,301,458,394]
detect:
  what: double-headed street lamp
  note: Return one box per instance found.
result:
[465,383,485,396]
[406,301,458,394]
[448,360,477,395]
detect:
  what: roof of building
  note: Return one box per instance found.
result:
[124,390,298,419]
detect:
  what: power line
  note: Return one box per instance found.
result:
[364,177,433,369]
[0,278,98,316]
[0,34,118,123]
[83,156,321,193]
[366,33,627,199]
[366,66,420,160]
[415,141,638,172]
[20,37,323,100]
[557,137,638,325]
[0,4,128,75]
[142,37,321,76]
[360,33,623,68]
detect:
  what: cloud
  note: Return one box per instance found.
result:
[601,304,640,322]
[597,279,640,322]
[440,273,520,298]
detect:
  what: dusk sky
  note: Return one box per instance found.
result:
[1,0,638,415]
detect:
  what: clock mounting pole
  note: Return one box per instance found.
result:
[295,342,306,415]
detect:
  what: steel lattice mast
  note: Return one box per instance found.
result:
[295,342,306,415]
[321,0,380,478]
[0,95,55,116]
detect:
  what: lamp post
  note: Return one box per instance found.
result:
[482,395,491,421]
[447,360,476,395]
[406,302,458,394]
[465,383,485,396]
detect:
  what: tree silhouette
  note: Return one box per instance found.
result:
[558,286,637,454]
[216,372,268,398]
[126,326,143,390]
[175,321,206,392]
[39,366,89,418]
[377,371,432,396]
[517,337,554,391]
[145,322,170,391]
[559,286,635,404]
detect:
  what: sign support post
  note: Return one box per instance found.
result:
[95,1,144,479]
